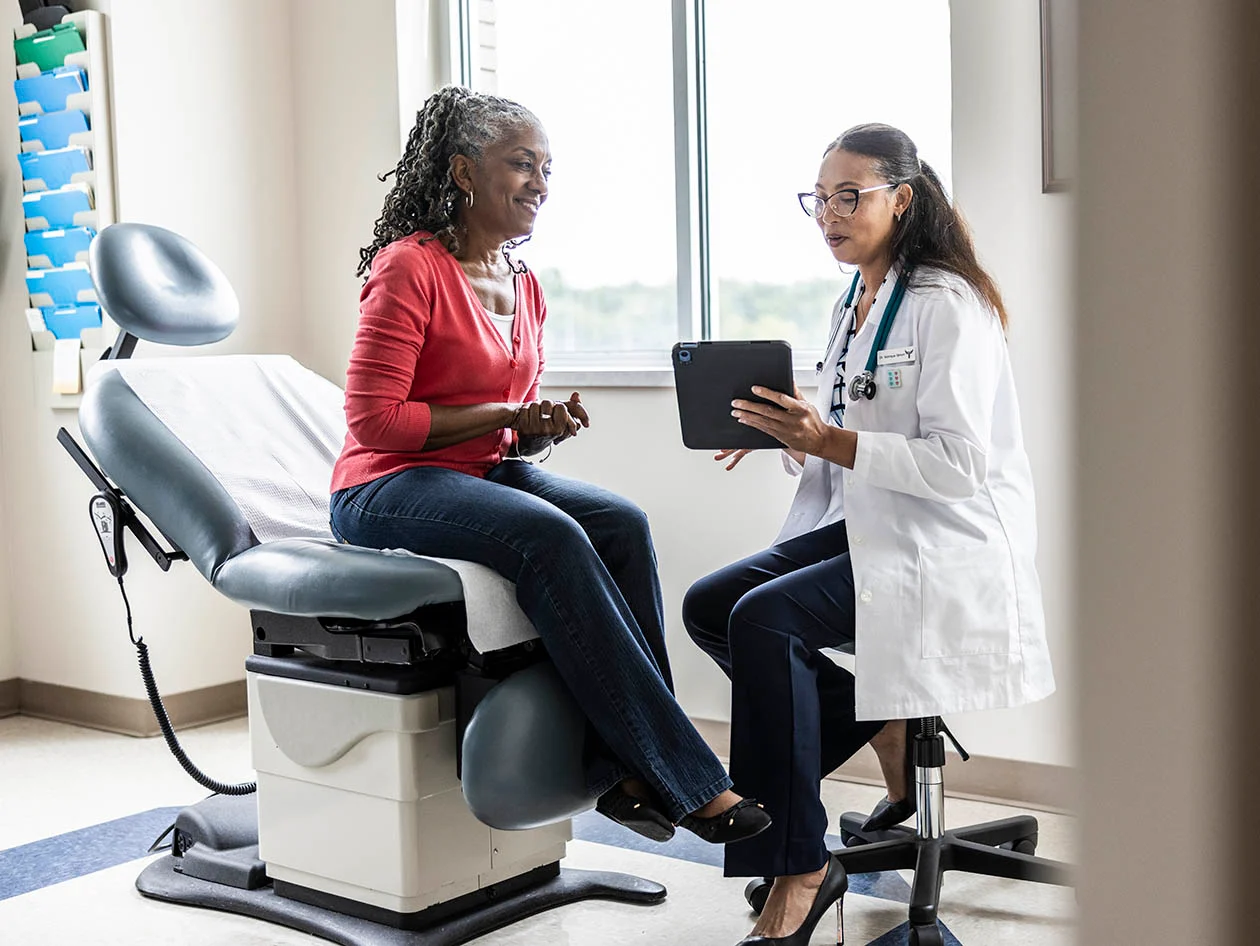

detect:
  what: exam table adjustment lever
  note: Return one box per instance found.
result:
[57,426,188,577]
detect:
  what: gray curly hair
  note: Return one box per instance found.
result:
[357,85,541,278]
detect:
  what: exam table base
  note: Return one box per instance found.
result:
[136,855,666,946]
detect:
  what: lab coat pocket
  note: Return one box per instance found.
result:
[872,363,920,431]
[919,544,1016,658]
[880,359,919,394]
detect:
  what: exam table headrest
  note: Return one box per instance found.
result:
[90,222,238,346]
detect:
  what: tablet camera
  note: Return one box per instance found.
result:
[678,349,692,364]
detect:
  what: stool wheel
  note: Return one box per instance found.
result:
[909,923,944,946]
[999,835,1038,856]
[744,878,772,914]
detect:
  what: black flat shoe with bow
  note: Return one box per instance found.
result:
[861,794,916,832]
[862,717,918,832]
[595,785,675,842]
[677,797,772,844]
[735,855,849,945]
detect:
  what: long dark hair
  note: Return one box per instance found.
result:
[829,123,1008,328]
[357,85,540,279]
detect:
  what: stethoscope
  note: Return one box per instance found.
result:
[816,269,912,401]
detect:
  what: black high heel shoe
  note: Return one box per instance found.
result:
[595,785,675,842]
[677,797,772,844]
[735,855,848,945]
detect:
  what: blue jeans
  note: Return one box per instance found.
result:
[330,460,732,820]
[683,520,886,877]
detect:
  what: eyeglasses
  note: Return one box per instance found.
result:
[797,183,898,219]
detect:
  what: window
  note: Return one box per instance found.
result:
[458,0,952,367]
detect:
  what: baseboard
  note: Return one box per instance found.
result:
[15,678,247,737]
[691,717,1075,814]
[0,677,18,717]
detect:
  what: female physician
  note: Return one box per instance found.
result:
[330,86,770,847]
[682,123,1055,945]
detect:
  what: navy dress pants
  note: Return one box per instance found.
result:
[331,460,733,820]
[683,519,886,878]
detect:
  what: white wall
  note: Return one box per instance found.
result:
[940,0,1076,766]
[0,0,310,699]
[0,0,25,684]
[290,0,402,384]
[107,0,304,358]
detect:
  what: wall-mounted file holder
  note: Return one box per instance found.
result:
[18,106,88,151]
[19,146,92,191]
[14,21,83,72]
[24,226,95,267]
[26,308,53,350]
[13,10,118,404]
[26,261,96,308]
[42,303,102,340]
[16,12,116,229]
[14,64,85,115]
[22,181,94,230]
[28,304,103,343]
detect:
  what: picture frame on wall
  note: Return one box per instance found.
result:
[1040,0,1076,193]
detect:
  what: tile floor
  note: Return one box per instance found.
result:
[0,715,1077,945]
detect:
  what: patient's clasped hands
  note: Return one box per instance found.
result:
[512,391,590,447]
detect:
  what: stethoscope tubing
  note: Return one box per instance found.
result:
[818,268,911,401]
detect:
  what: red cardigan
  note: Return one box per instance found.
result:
[330,233,546,492]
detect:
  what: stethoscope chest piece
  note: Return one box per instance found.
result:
[848,371,878,401]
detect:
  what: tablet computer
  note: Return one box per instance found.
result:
[671,340,794,450]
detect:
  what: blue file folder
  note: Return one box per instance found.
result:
[14,66,86,114]
[26,262,96,308]
[22,183,93,229]
[18,108,89,151]
[41,303,102,340]
[18,147,91,191]
[24,227,95,268]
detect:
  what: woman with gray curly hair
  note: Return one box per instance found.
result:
[329,85,770,846]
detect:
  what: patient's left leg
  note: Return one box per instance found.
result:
[486,461,672,689]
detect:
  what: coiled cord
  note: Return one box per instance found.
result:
[120,577,256,796]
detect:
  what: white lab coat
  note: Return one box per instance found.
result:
[777,264,1055,721]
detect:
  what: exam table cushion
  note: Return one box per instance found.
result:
[78,356,537,643]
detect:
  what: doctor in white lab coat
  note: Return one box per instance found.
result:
[682,123,1055,946]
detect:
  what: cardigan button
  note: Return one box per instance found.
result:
[502,389,510,397]
[859,589,873,604]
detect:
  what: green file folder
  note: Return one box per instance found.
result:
[14,22,85,73]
